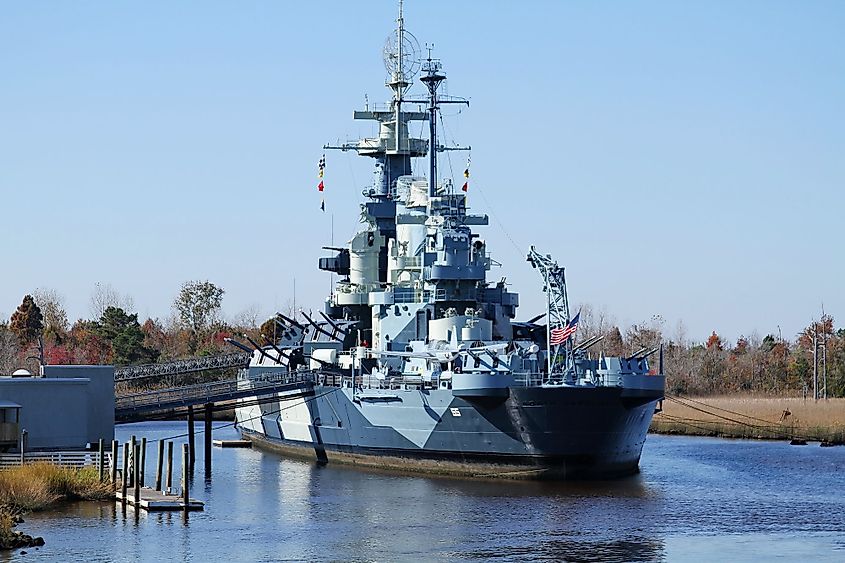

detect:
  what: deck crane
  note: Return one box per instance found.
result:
[527,246,574,383]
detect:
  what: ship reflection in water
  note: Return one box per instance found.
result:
[18,422,845,562]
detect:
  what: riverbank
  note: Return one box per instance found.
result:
[0,464,112,550]
[650,396,845,443]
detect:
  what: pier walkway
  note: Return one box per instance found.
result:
[113,352,251,382]
[115,371,317,421]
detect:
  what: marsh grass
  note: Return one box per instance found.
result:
[0,508,17,547]
[0,464,112,512]
[0,463,114,545]
[651,396,845,443]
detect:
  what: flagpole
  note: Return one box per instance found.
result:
[562,267,572,381]
[546,268,552,380]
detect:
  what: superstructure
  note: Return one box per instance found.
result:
[234,4,665,479]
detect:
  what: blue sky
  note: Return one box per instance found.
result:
[1,1,842,343]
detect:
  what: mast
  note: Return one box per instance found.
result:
[420,53,444,195]
[323,0,427,201]
[395,0,404,154]
[323,4,467,201]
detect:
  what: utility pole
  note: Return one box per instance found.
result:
[822,337,827,400]
[821,305,828,400]
[812,321,818,402]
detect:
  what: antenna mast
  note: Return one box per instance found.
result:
[394,0,404,154]
[420,49,445,195]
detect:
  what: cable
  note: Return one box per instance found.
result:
[653,412,736,435]
[657,395,820,442]
[666,393,784,426]
[470,182,524,259]
[437,112,457,186]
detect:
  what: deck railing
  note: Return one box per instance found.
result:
[118,370,320,413]
[0,451,112,469]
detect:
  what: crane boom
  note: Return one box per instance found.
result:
[527,246,573,382]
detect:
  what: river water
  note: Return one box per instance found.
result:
[6,422,845,562]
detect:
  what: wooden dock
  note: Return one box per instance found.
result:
[212,439,252,448]
[116,487,204,512]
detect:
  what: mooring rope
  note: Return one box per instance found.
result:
[656,394,821,442]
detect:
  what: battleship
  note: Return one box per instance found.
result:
[233,5,665,479]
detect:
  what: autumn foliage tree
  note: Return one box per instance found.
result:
[174,281,223,341]
[259,317,281,343]
[95,307,159,366]
[67,320,112,364]
[706,331,723,351]
[9,295,43,347]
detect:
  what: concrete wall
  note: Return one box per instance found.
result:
[0,366,115,450]
[42,365,115,446]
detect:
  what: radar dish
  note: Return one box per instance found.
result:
[383,30,421,85]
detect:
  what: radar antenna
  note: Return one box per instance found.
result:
[383,0,420,153]
[527,246,573,382]
[382,18,420,89]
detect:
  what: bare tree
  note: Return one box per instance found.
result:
[574,303,615,343]
[231,304,263,330]
[671,319,688,348]
[602,326,625,357]
[89,282,134,320]
[33,287,69,342]
[625,316,664,355]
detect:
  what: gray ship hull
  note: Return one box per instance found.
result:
[236,384,661,479]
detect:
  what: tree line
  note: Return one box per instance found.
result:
[574,306,845,398]
[1,281,246,375]
[2,286,843,397]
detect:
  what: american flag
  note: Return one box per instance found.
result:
[550,312,580,346]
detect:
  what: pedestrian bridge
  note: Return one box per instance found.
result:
[113,352,251,382]
[115,371,317,422]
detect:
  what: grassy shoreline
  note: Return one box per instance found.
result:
[650,396,845,444]
[0,464,113,550]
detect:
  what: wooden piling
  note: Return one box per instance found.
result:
[140,437,147,487]
[181,443,189,511]
[129,435,136,487]
[98,438,105,482]
[121,442,129,502]
[204,403,213,474]
[134,444,141,506]
[155,440,164,491]
[166,441,173,492]
[110,440,118,490]
[187,406,195,470]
